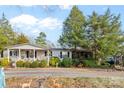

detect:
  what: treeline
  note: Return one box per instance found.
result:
[0,13,29,50]
[0,13,48,51]
[58,6,124,64]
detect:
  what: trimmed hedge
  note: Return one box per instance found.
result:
[16,60,48,68]
[23,61,31,68]
[30,60,39,68]
[15,58,110,69]
[16,60,24,67]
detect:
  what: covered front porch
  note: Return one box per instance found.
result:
[8,49,47,62]
[4,44,50,63]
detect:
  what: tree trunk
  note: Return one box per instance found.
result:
[92,47,97,62]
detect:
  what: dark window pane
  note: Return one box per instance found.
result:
[60,51,62,58]
[67,52,70,57]
[51,51,52,56]
[10,51,12,56]
[15,51,18,56]
[26,51,29,58]
[45,51,47,56]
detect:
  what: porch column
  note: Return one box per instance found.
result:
[18,49,21,60]
[7,48,10,62]
[69,51,72,58]
[47,50,50,66]
[33,49,36,61]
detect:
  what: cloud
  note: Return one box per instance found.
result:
[10,14,62,36]
[10,14,38,25]
[59,5,72,10]
[39,17,62,29]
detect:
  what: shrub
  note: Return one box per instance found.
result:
[72,58,84,67]
[39,60,47,67]
[49,57,60,67]
[16,60,24,67]
[60,57,72,67]
[100,62,110,68]
[83,59,97,68]
[0,58,10,67]
[23,61,31,68]
[83,59,111,68]
[30,60,39,68]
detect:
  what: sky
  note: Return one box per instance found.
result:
[0,5,124,46]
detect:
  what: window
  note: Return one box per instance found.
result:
[10,51,12,56]
[26,51,29,58]
[60,51,62,58]
[45,51,47,56]
[85,53,88,58]
[50,51,52,56]
[67,52,70,57]
[14,51,18,56]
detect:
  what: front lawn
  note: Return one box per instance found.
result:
[6,77,124,88]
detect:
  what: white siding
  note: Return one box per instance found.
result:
[51,50,72,59]
[1,46,72,62]
[36,50,47,60]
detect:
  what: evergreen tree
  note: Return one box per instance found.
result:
[0,13,17,50]
[87,9,124,64]
[35,32,46,46]
[58,6,87,48]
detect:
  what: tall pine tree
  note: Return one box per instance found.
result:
[58,6,87,49]
[87,9,124,64]
[0,13,17,50]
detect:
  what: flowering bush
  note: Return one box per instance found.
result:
[49,57,60,67]
[0,58,10,67]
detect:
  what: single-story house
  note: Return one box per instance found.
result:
[0,43,92,65]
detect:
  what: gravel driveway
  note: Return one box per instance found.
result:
[4,68,124,79]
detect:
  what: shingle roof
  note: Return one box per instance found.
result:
[5,43,90,52]
[5,43,48,50]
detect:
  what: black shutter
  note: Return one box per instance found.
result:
[35,51,37,58]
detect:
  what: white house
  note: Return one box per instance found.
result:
[0,43,92,64]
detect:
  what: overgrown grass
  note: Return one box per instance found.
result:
[6,77,124,88]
